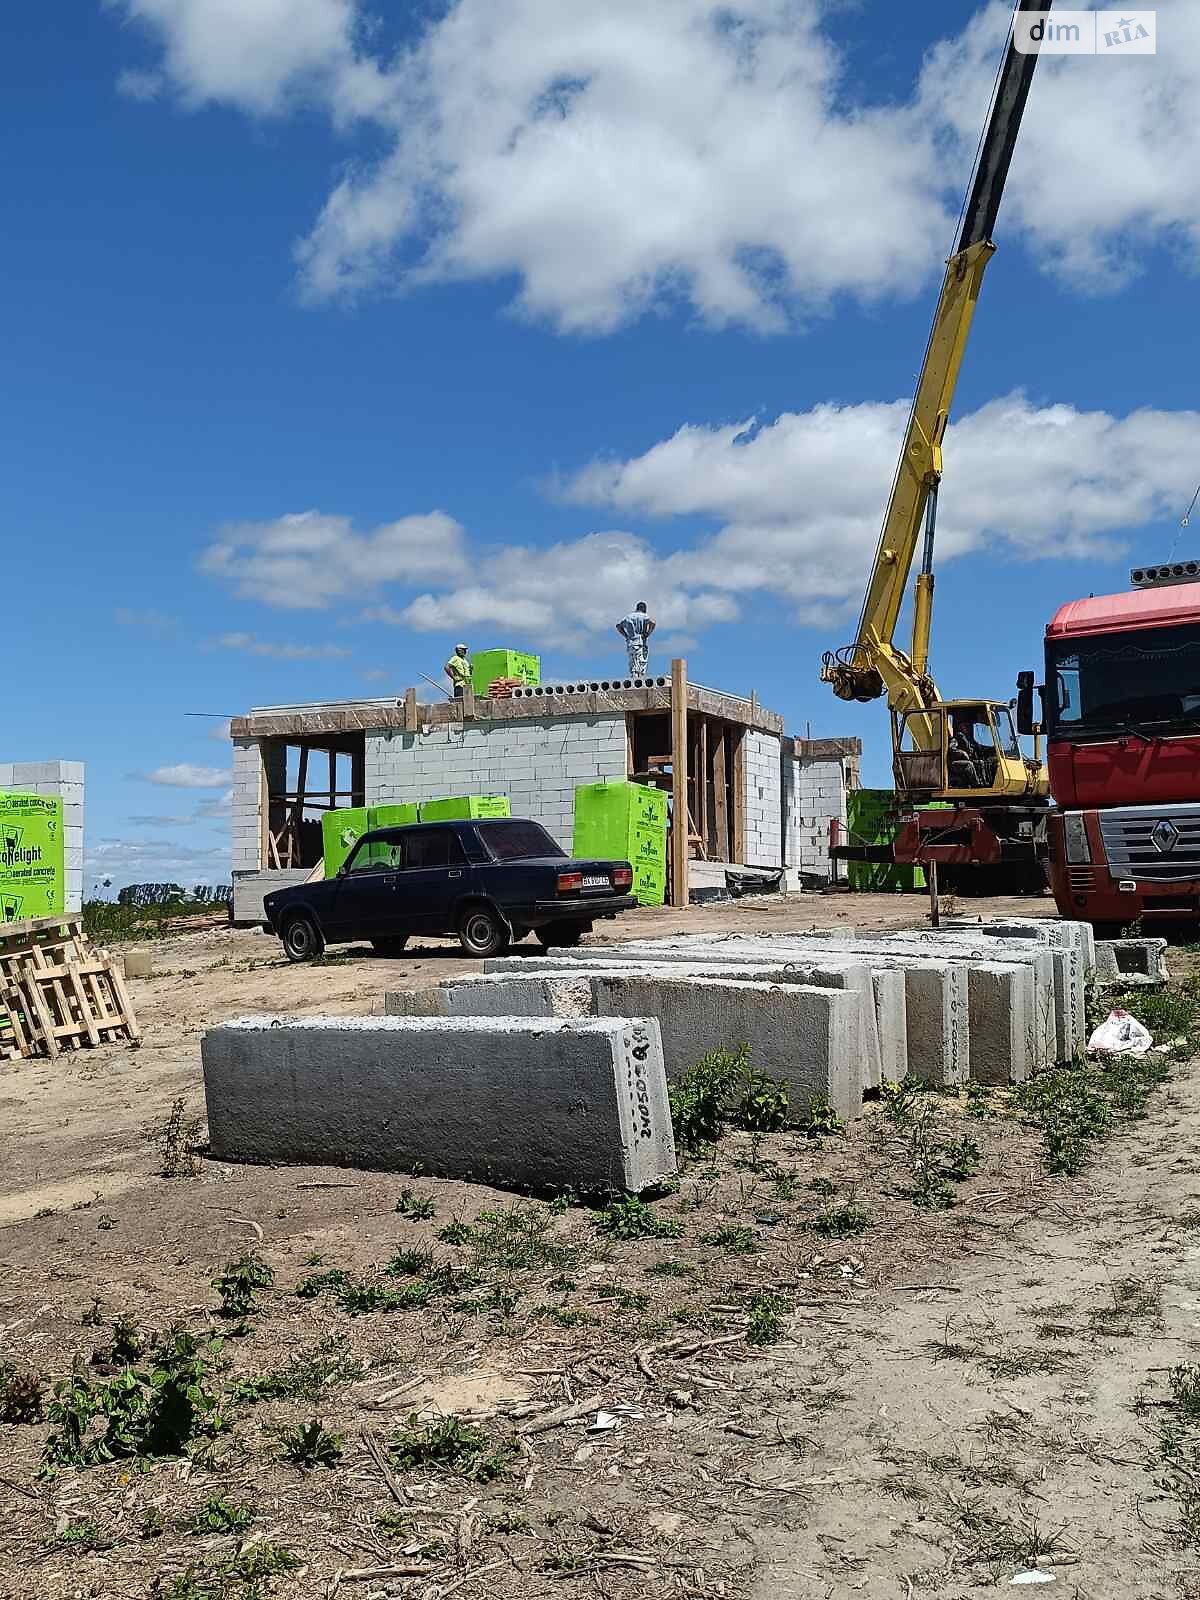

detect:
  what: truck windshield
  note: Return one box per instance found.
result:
[1047,622,1200,736]
[477,820,566,861]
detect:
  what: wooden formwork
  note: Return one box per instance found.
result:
[0,914,140,1062]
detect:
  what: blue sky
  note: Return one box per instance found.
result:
[7,0,1198,891]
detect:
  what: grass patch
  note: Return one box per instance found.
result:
[390,1413,516,1482]
[232,1336,364,1404]
[594,1196,684,1242]
[811,1202,870,1238]
[395,1187,436,1221]
[700,1223,759,1254]
[746,1293,789,1346]
[276,1419,343,1469]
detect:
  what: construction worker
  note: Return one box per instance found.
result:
[616,601,656,678]
[445,643,472,699]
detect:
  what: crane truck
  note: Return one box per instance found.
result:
[1018,561,1200,931]
[822,0,1052,893]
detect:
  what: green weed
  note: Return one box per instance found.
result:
[595,1196,684,1241]
[745,1293,789,1345]
[232,1336,364,1404]
[189,1497,255,1535]
[390,1413,516,1481]
[812,1203,870,1238]
[277,1418,343,1469]
[700,1223,759,1255]
[158,1098,202,1179]
[668,1044,790,1154]
[395,1187,437,1221]
[212,1252,274,1320]
[795,1094,844,1137]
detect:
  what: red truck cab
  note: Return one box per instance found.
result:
[1036,570,1200,929]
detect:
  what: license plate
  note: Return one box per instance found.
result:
[582,874,610,889]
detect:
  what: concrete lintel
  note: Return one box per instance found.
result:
[202,1014,676,1194]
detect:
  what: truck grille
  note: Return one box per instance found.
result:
[1098,804,1200,883]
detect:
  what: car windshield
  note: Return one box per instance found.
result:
[477,820,565,861]
[1047,622,1200,737]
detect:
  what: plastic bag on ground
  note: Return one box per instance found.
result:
[1087,1008,1153,1057]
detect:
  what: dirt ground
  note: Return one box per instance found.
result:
[4,889,1199,1599]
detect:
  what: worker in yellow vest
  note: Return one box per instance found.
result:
[445,643,472,699]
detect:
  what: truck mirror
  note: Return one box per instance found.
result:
[1015,672,1037,736]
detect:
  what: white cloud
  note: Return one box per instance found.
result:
[199,509,466,609]
[128,789,232,826]
[108,0,365,116]
[137,763,233,789]
[111,0,1200,331]
[116,606,177,633]
[85,836,230,893]
[390,530,739,650]
[116,67,164,101]
[556,393,1200,621]
[214,631,351,660]
[196,789,234,818]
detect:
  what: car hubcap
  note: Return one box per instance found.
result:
[468,916,491,946]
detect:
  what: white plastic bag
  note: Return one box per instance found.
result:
[1087,1008,1153,1057]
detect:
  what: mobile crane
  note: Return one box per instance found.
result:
[821,0,1051,891]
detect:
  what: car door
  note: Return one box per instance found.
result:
[323,833,405,941]
[394,826,472,935]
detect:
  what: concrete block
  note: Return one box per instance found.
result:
[409,968,862,1120]
[203,1014,677,1194]
[942,917,1096,978]
[589,975,862,1123]
[1094,937,1169,987]
[123,948,156,979]
[965,962,1036,1084]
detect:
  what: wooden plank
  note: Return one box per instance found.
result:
[698,718,708,849]
[404,687,419,734]
[713,727,729,862]
[670,658,689,908]
[16,975,59,1060]
[105,964,142,1044]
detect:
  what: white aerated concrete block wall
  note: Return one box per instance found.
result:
[366,715,629,849]
[0,760,85,912]
[785,753,849,884]
[231,738,264,874]
[741,729,783,868]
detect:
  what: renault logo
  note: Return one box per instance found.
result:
[1151,819,1181,854]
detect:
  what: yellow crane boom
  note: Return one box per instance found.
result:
[821,0,1052,805]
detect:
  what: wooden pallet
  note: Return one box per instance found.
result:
[0,914,140,1061]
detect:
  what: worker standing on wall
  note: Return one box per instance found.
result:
[445,642,472,699]
[616,602,656,678]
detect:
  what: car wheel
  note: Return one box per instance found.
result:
[371,937,410,956]
[282,913,325,963]
[535,921,585,950]
[458,905,510,959]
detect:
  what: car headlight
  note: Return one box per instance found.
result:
[1063,813,1090,864]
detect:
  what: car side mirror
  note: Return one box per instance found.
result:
[1015,671,1039,736]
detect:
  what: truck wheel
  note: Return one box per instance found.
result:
[536,922,585,950]
[458,905,510,959]
[282,913,325,963]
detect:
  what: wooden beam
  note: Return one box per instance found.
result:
[698,717,708,852]
[404,687,418,733]
[670,658,689,907]
[713,726,728,863]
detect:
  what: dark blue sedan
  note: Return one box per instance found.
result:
[264,817,636,961]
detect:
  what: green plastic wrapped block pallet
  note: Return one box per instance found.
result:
[631,861,666,907]
[845,788,945,893]
[0,792,64,923]
[470,649,540,697]
[573,781,667,857]
[322,806,371,877]
[369,803,420,831]
[419,795,511,821]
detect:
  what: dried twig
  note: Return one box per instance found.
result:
[519,1392,603,1436]
[359,1427,407,1506]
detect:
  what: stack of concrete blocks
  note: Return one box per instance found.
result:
[0,760,84,912]
[784,738,861,889]
[366,718,629,851]
[201,1014,678,1193]
[382,918,1095,1116]
[741,729,783,869]
[388,955,896,1124]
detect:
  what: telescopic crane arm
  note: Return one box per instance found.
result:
[821,0,1051,752]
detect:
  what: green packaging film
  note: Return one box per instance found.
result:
[0,792,64,922]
